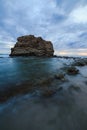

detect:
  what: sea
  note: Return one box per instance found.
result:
[0,54,87,130]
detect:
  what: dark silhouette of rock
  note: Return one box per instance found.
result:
[10,35,54,57]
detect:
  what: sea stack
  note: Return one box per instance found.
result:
[10,35,54,57]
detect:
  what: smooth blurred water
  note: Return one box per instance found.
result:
[0,55,73,89]
[0,55,87,130]
[0,55,73,99]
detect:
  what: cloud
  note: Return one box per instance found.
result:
[69,5,87,24]
[0,0,87,54]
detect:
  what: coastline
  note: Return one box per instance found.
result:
[0,55,87,103]
[0,55,87,130]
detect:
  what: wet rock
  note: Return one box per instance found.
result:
[67,66,79,75]
[57,87,63,91]
[42,89,56,97]
[38,77,54,87]
[73,60,86,66]
[53,56,76,59]
[85,81,87,85]
[68,85,80,92]
[75,61,85,66]
[53,55,58,57]
[42,87,63,97]
[72,58,87,67]
[55,74,65,81]
[0,82,34,103]
[10,35,54,57]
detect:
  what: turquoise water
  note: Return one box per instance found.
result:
[0,56,65,88]
[0,55,87,130]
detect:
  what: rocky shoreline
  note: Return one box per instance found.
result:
[0,57,87,103]
[0,35,86,103]
[53,55,87,59]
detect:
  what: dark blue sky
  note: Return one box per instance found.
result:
[0,0,87,55]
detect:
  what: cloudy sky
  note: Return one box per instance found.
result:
[0,0,87,55]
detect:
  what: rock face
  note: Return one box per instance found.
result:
[10,35,54,57]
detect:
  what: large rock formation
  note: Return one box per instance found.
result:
[10,35,54,57]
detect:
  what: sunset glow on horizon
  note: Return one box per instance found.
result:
[55,49,87,57]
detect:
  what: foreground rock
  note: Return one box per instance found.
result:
[10,35,54,57]
[67,66,79,75]
[68,85,80,92]
[42,89,56,97]
[55,74,65,81]
[0,82,34,103]
[73,58,87,66]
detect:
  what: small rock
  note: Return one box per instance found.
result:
[73,61,86,66]
[85,81,87,85]
[57,87,63,91]
[55,74,65,81]
[69,85,80,91]
[55,74,64,79]
[38,77,53,87]
[67,66,79,75]
[42,89,56,97]
[72,58,87,66]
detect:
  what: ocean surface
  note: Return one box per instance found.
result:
[0,54,87,130]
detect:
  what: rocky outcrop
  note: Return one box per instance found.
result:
[10,35,54,57]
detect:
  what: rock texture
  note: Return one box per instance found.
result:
[10,35,54,57]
